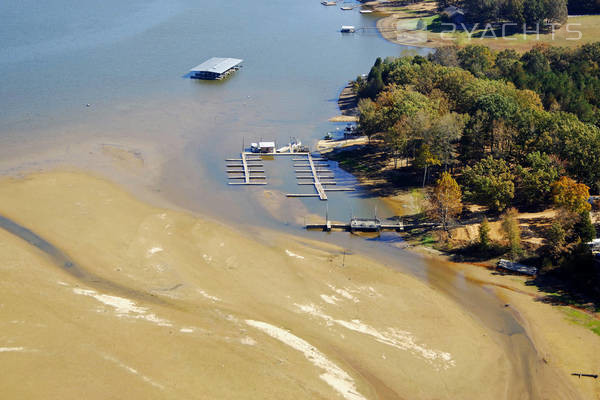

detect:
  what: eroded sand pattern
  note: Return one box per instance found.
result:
[0,171,597,399]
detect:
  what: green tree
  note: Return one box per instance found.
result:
[515,152,560,207]
[376,85,440,131]
[424,112,466,171]
[504,0,525,24]
[358,57,385,99]
[462,156,515,212]
[545,0,568,24]
[574,211,596,243]
[479,217,492,250]
[414,144,441,187]
[384,119,409,168]
[358,98,380,141]
[463,0,500,22]
[501,207,523,260]
[458,45,495,78]
[544,221,568,262]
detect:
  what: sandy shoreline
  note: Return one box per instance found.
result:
[0,171,499,398]
[0,85,596,400]
[0,169,597,398]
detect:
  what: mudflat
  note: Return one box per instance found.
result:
[1,170,587,399]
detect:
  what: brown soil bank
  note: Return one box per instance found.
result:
[0,171,597,399]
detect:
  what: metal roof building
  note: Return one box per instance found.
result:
[189,57,243,80]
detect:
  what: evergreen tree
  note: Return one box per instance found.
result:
[501,207,523,260]
[479,217,492,250]
[574,211,596,243]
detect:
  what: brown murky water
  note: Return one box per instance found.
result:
[0,0,583,398]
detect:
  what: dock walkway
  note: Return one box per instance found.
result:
[226,153,266,185]
[226,150,355,198]
[287,153,354,201]
[306,217,403,232]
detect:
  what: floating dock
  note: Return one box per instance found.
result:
[226,153,266,185]
[306,217,403,232]
[286,153,354,201]
[226,145,354,200]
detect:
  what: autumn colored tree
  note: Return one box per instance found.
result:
[551,176,591,214]
[428,172,463,231]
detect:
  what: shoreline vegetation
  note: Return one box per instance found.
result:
[368,0,600,51]
[325,41,600,336]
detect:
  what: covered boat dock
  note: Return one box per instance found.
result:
[189,57,243,80]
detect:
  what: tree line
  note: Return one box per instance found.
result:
[354,44,600,288]
[438,0,574,26]
[430,43,600,126]
[566,0,600,15]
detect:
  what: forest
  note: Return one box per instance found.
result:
[352,42,600,300]
[438,0,600,25]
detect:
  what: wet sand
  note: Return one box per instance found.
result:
[1,170,594,399]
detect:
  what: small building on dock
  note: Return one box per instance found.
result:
[250,141,276,153]
[190,57,243,80]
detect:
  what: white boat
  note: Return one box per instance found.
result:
[497,259,538,276]
[359,9,373,14]
[276,139,307,153]
[341,6,353,10]
[340,25,355,33]
[321,1,336,6]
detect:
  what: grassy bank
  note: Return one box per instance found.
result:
[375,1,600,51]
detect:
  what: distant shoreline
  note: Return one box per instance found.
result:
[374,3,600,51]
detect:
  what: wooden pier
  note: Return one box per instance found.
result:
[306,217,404,232]
[226,153,267,185]
[286,153,354,201]
[226,149,354,199]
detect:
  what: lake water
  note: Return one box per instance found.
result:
[0,0,431,226]
[0,0,554,396]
